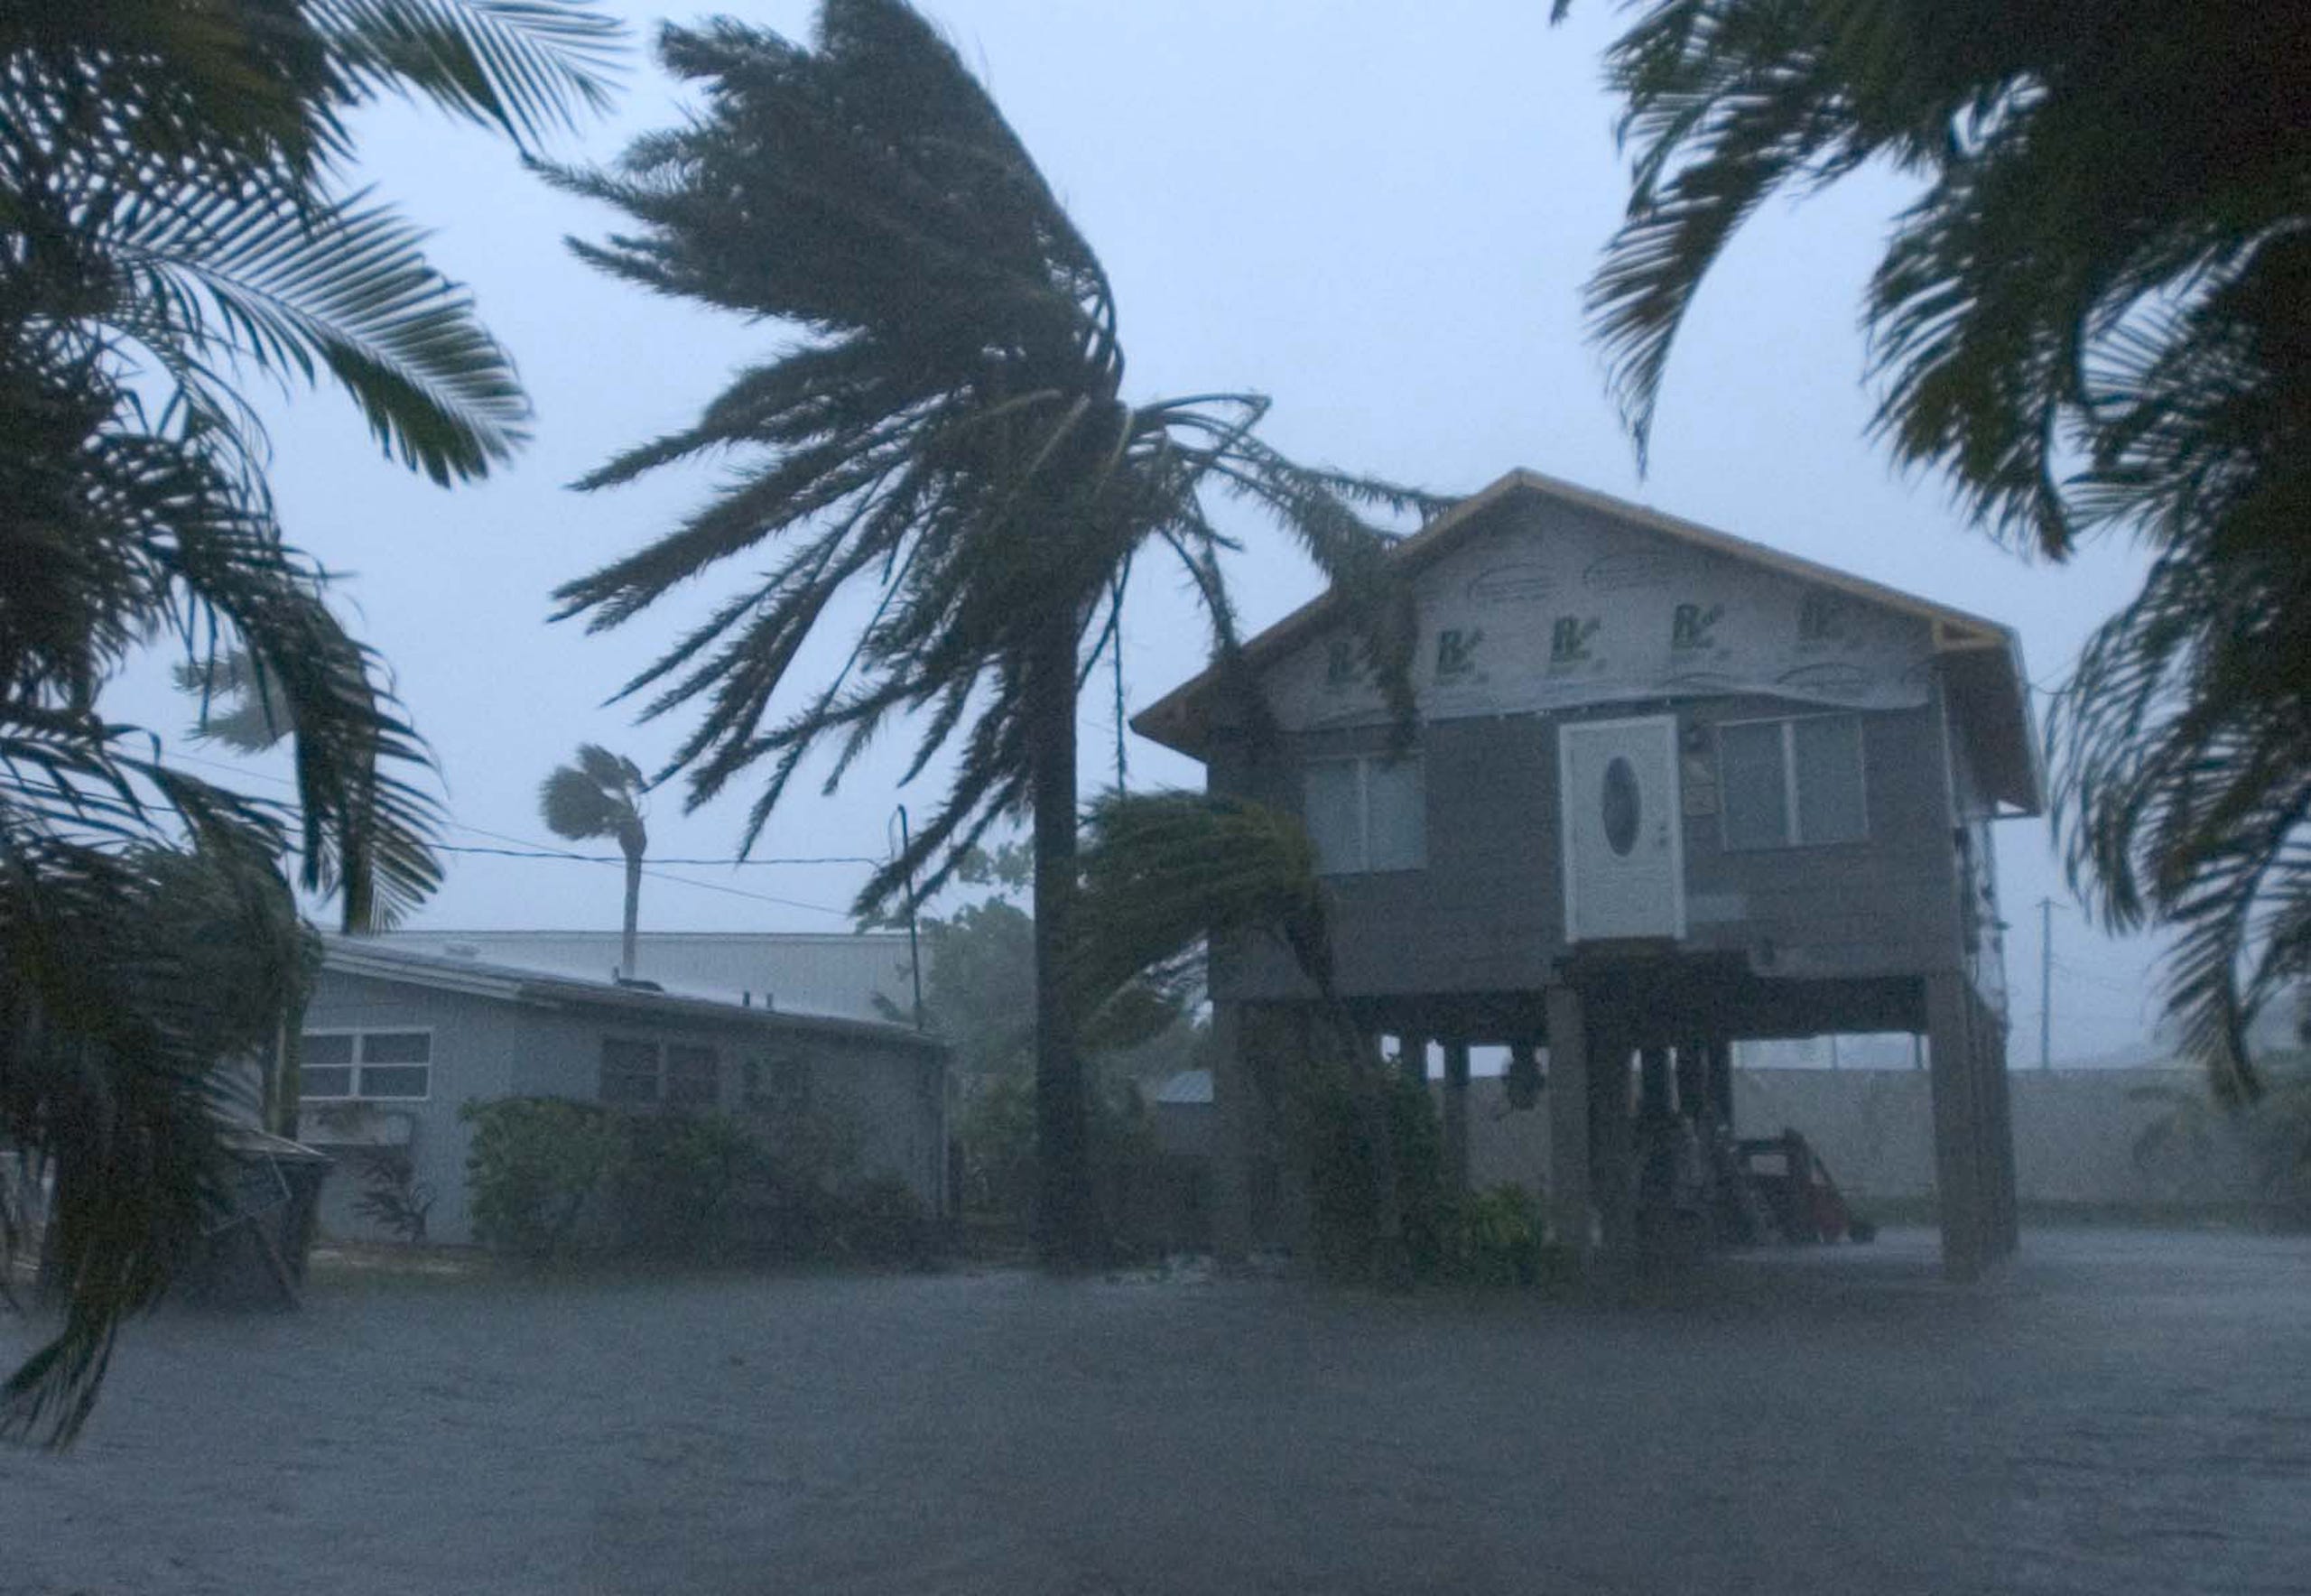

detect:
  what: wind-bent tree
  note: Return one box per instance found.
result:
[539,745,649,979]
[546,1,1431,1267]
[1576,0,2311,1098]
[1,0,620,1443]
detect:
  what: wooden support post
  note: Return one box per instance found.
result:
[1442,1038,1471,1196]
[1209,1000,1252,1269]
[1544,985,1592,1261]
[1925,973,1988,1281]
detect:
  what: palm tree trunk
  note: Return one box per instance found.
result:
[1027,620,1100,1268]
[620,846,641,980]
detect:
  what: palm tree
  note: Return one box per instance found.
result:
[1,0,621,1443]
[543,2,1433,1267]
[1572,0,2311,1100]
[539,745,649,980]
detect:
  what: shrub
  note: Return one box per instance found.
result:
[610,1111,765,1260]
[1443,1183,1547,1288]
[1295,1060,1450,1284]
[460,1098,620,1261]
[349,1148,435,1244]
[836,1174,931,1263]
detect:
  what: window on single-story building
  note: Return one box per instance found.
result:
[741,1053,812,1118]
[298,1029,432,1100]
[599,1037,720,1108]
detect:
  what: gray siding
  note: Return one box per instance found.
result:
[1212,690,1965,1005]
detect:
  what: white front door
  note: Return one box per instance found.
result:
[1559,716,1685,942]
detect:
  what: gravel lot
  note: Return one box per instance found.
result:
[5,1227,2306,1595]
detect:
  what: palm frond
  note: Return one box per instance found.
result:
[311,0,625,148]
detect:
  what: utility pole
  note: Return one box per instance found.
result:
[892,804,924,1030]
[2039,896,2054,1072]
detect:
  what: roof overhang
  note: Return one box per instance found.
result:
[1131,469,2044,814]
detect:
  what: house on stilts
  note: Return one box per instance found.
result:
[1133,469,2037,1279]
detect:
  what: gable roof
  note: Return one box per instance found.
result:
[319,936,943,1054]
[1132,469,2043,812]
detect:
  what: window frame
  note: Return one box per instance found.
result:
[598,1036,722,1109]
[296,1027,433,1102]
[1302,750,1427,877]
[1713,712,1870,851]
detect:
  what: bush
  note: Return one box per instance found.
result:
[1443,1183,1548,1288]
[835,1174,932,1263]
[1295,1061,1451,1284]
[461,1098,620,1261]
[462,1095,942,1266]
[609,1111,765,1259]
[349,1148,435,1244]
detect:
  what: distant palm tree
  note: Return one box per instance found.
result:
[543,2,1432,1266]
[1575,0,2311,1099]
[540,746,649,980]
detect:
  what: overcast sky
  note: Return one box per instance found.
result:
[115,1,2167,1060]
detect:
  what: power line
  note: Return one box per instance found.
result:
[153,747,867,914]
[432,840,881,868]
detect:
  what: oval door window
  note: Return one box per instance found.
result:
[1601,756,1641,856]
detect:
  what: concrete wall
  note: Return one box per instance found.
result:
[1731,1066,2261,1208]
[297,972,944,1245]
[1449,1066,2260,1211]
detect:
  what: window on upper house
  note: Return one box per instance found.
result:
[1717,714,1869,849]
[1302,753,1426,875]
[297,1030,432,1100]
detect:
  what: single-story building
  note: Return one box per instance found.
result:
[295,936,948,1245]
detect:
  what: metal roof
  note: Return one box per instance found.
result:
[320,936,943,1054]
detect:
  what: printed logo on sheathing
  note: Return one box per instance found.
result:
[1464,563,1557,607]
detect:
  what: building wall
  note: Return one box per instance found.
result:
[296,972,943,1245]
[1211,689,1965,1005]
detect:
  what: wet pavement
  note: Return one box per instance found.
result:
[5,1228,2306,1593]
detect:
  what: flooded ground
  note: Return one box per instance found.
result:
[5,1228,2305,1594]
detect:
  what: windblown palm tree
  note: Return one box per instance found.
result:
[1,0,620,1443]
[545,1,1432,1267]
[1574,0,2311,1098]
[539,745,648,980]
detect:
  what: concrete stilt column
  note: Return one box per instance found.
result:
[1398,1036,1430,1094]
[1209,1000,1253,1269]
[1638,1045,1673,1119]
[1980,994,2021,1258]
[1592,1022,1637,1266]
[1442,1038,1471,1195]
[1926,973,1989,1281]
[1674,1041,1707,1123]
[1544,985,1592,1261]
[1708,1040,1736,1130]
